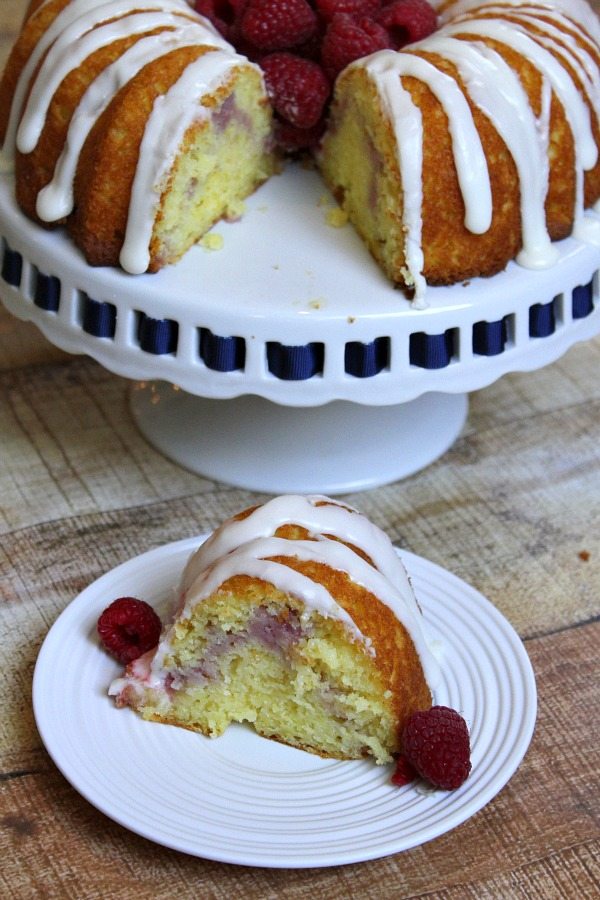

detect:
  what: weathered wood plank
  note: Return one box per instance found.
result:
[1,624,597,899]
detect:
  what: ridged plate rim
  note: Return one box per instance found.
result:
[32,536,537,868]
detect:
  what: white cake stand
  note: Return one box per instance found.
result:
[1,165,599,492]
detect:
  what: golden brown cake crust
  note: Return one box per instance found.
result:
[203,500,432,751]
[2,1,275,274]
[68,45,217,268]
[144,562,431,758]
[14,30,171,226]
[269,557,432,739]
[111,496,435,762]
[320,0,600,291]
[0,0,72,144]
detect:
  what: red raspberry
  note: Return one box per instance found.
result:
[390,755,417,786]
[194,0,248,39]
[402,706,472,790]
[377,0,438,48]
[97,597,162,665]
[294,20,328,62]
[241,0,318,51]
[274,117,327,151]
[261,52,331,128]
[315,0,382,22]
[321,14,392,80]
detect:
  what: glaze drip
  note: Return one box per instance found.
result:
[354,0,600,301]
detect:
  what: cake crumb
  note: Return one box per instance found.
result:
[225,199,246,221]
[201,233,224,251]
[578,550,590,561]
[326,207,349,228]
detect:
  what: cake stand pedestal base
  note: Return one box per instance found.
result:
[130,383,468,493]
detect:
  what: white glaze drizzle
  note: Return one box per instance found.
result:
[444,17,599,236]
[465,3,600,60]
[36,23,218,222]
[358,55,427,303]
[367,50,494,235]
[426,35,559,267]
[438,0,600,45]
[111,495,441,698]
[180,494,419,614]
[352,0,600,299]
[17,10,221,155]
[2,0,202,163]
[482,8,600,116]
[119,47,244,273]
[358,48,495,302]
[183,538,368,639]
[483,6,600,240]
[181,496,439,683]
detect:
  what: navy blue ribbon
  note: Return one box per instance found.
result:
[137,313,178,355]
[345,337,390,377]
[572,280,594,319]
[267,342,324,380]
[1,245,22,286]
[34,272,60,311]
[82,297,116,338]
[529,301,555,337]
[410,330,454,368]
[473,318,507,356]
[200,328,245,371]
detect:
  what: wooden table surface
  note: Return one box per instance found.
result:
[1,2,599,897]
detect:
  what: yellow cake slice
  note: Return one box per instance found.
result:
[110,495,439,764]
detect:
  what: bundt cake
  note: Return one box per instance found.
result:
[0,0,276,274]
[109,495,440,764]
[319,0,600,301]
[1,0,599,300]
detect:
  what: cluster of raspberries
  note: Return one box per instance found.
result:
[193,0,438,150]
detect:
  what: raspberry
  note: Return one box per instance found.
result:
[294,21,327,62]
[274,117,327,151]
[97,597,161,665]
[261,53,331,128]
[390,755,417,786]
[315,0,382,22]
[194,0,248,40]
[402,706,472,790]
[377,0,438,48]
[241,0,318,51]
[321,14,392,80]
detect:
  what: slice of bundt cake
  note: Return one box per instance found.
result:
[319,0,600,302]
[109,495,439,764]
[0,0,276,273]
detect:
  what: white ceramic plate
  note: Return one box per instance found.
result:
[33,537,536,868]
